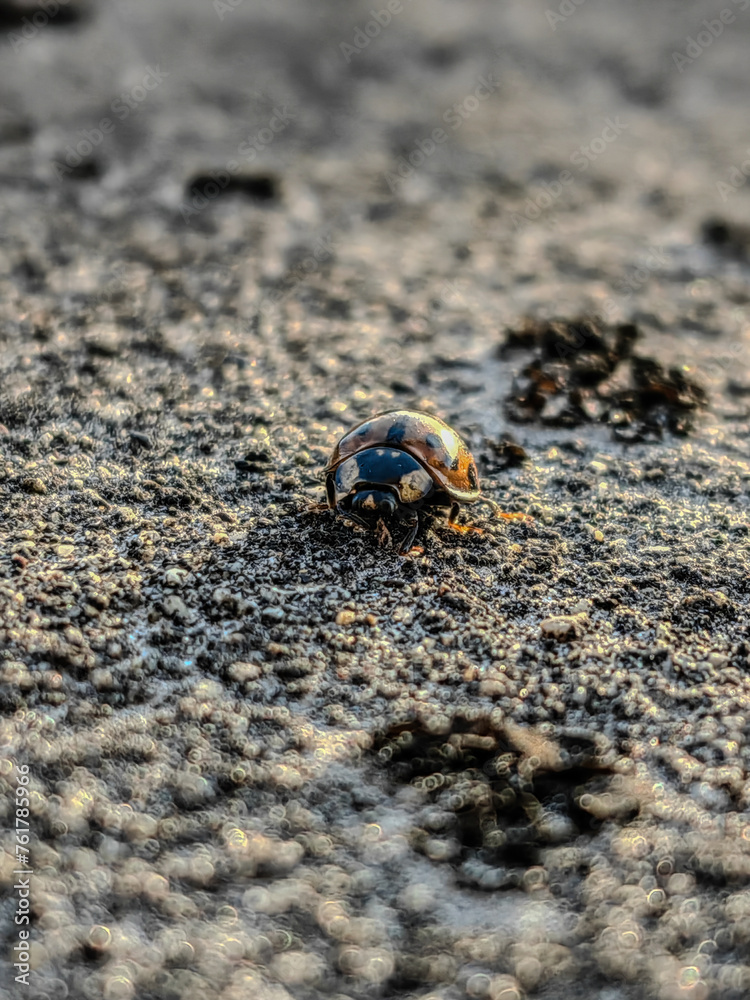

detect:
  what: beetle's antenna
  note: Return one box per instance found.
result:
[477,495,533,523]
[477,495,499,515]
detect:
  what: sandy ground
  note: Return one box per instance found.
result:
[2,1,750,998]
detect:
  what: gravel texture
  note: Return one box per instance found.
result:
[2,1,750,999]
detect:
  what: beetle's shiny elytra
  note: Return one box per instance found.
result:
[324,409,482,554]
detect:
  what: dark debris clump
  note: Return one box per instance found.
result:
[701,215,750,259]
[501,316,707,441]
[482,435,528,471]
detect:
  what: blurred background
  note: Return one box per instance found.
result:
[2,0,749,434]
[3,3,750,1000]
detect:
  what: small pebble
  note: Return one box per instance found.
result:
[163,596,189,620]
[540,614,585,640]
[23,478,47,494]
[262,606,285,621]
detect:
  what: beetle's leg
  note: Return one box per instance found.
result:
[376,517,392,548]
[339,507,370,531]
[447,502,484,536]
[397,511,420,555]
[325,474,336,509]
[478,495,498,514]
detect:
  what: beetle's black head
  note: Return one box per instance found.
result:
[347,489,398,524]
[328,448,434,513]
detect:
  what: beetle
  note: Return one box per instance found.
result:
[324,409,486,555]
